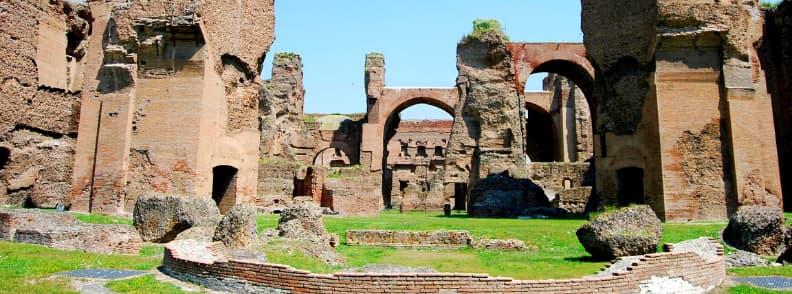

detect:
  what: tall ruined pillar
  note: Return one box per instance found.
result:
[360,53,386,171]
[260,53,305,159]
[583,0,782,221]
[547,75,593,163]
[444,20,528,216]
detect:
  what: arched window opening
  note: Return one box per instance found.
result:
[212,165,238,214]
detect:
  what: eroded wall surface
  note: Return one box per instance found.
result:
[0,0,91,208]
[583,0,782,221]
[69,0,274,216]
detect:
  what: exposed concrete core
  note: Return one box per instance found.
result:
[444,30,527,215]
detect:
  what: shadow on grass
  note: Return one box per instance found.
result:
[564,255,610,263]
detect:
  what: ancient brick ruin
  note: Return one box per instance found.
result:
[0,0,789,222]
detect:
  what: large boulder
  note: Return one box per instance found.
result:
[722,205,785,256]
[576,205,662,260]
[133,192,220,243]
[213,204,258,249]
[275,203,345,266]
[777,226,792,264]
[277,203,330,244]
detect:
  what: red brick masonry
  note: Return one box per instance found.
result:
[162,239,725,293]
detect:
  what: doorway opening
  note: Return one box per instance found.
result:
[617,167,645,206]
[212,165,238,214]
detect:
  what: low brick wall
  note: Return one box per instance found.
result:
[0,209,142,255]
[345,230,472,248]
[162,239,725,293]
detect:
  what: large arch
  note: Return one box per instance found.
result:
[374,89,457,127]
[380,98,455,210]
[508,43,596,115]
[361,87,458,172]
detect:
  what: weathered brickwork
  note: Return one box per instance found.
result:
[345,230,472,248]
[0,209,142,255]
[162,240,725,293]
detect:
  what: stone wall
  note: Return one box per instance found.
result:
[162,240,725,293]
[345,230,471,248]
[0,0,90,208]
[0,209,142,255]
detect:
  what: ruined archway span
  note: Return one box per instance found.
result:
[508,43,596,121]
[312,145,353,166]
[382,96,455,140]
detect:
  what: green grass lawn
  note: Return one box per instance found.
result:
[105,275,187,294]
[256,210,735,280]
[3,208,791,292]
[0,241,161,294]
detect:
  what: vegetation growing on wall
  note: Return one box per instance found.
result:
[760,1,780,9]
[465,19,510,42]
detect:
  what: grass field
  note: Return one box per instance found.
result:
[2,208,790,292]
[0,241,161,294]
[256,210,733,279]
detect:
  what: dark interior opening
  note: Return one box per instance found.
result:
[434,146,443,157]
[417,146,428,157]
[293,168,314,197]
[454,183,467,210]
[525,105,557,162]
[212,165,238,214]
[617,167,645,206]
[399,180,409,193]
[0,147,9,170]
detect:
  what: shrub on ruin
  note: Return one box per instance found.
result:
[466,19,509,42]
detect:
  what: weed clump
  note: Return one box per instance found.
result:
[465,19,509,42]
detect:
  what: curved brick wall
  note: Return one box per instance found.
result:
[162,239,725,293]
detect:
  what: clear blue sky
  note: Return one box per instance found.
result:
[261,0,780,119]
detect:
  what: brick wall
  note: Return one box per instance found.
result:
[163,240,724,293]
[0,209,142,255]
[345,230,472,248]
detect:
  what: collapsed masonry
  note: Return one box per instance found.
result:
[0,0,787,222]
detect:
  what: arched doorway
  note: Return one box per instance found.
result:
[212,165,238,214]
[382,102,453,211]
